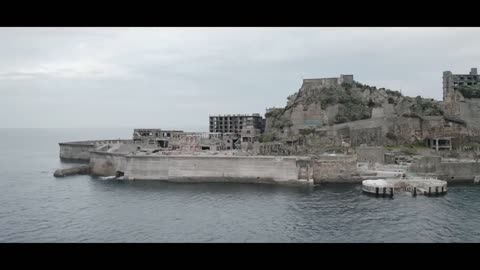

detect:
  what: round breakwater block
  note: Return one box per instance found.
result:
[362,178,447,197]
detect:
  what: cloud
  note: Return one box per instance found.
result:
[0,60,130,80]
[1,27,480,128]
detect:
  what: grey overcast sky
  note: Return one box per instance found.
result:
[1,27,480,131]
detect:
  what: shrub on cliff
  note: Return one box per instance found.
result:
[265,108,284,119]
[409,96,444,116]
[448,151,459,158]
[386,132,397,140]
[271,117,292,129]
[400,147,417,156]
[334,103,370,124]
[458,85,480,99]
[385,89,402,97]
[299,128,315,136]
[259,133,277,143]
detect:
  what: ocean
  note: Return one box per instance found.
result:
[1,128,479,242]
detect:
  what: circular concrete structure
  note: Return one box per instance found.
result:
[362,178,447,197]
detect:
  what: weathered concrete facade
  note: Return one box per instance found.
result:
[90,152,313,185]
[356,147,385,164]
[409,156,480,181]
[302,74,354,88]
[59,142,94,162]
[209,114,265,134]
[312,155,358,183]
[133,129,184,147]
[443,68,479,101]
[59,140,133,162]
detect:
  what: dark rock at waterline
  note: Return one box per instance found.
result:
[54,165,90,178]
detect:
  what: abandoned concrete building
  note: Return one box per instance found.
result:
[169,132,228,151]
[301,74,354,88]
[425,137,453,151]
[133,129,184,147]
[443,68,480,129]
[443,67,479,100]
[260,71,480,154]
[132,127,248,152]
[57,69,480,184]
[118,71,480,156]
[209,114,265,134]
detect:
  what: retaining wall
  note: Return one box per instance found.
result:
[59,143,95,162]
[439,162,480,181]
[409,156,480,181]
[89,152,313,185]
[356,146,385,164]
[313,155,359,183]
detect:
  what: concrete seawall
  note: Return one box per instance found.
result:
[409,156,480,182]
[90,151,128,177]
[59,140,133,162]
[90,151,313,185]
[59,142,95,162]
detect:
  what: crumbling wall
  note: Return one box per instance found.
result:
[391,117,422,144]
[351,127,384,147]
[459,98,480,128]
[356,147,385,164]
[302,78,341,88]
[288,103,326,133]
[409,156,441,174]
[312,155,358,183]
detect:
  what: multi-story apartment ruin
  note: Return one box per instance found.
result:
[209,113,265,134]
[132,128,240,151]
[443,68,479,100]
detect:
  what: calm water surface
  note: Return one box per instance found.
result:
[1,128,480,242]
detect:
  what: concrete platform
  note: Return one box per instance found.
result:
[362,177,447,197]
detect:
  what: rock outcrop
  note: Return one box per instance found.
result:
[265,80,443,138]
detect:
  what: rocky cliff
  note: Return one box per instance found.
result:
[264,80,444,140]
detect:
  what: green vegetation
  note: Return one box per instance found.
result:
[334,104,370,124]
[386,132,397,140]
[271,117,292,129]
[411,96,444,116]
[385,89,402,97]
[318,87,338,108]
[447,151,459,158]
[323,145,348,153]
[341,82,353,90]
[460,142,480,151]
[299,128,315,136]
[458,85,480,99]
[265,80,446,141]
[300,85,374,124]
[258,133,277,143]
[385,143,429,154]
[265,108,284,119]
